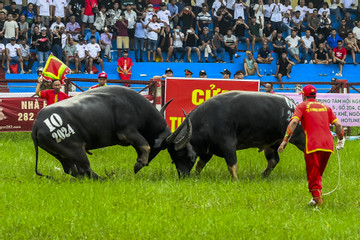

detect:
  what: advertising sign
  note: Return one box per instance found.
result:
[281,93,360,127]
[165,78,260,131]
[0,98,47,132]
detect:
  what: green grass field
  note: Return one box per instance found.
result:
[1,132,359,239]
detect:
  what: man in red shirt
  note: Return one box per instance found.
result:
[117,49,133,87]
[35,76,69,105]
[278,85,345,206]
[81,0,98,35]
[332,40,347,77]
[90,72,107,89]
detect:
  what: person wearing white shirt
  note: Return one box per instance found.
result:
[212,0,225,19]
[264,0,273,23]
[146,15,161,62]
[285,30,302,63]
[76,37,89,73]
[294,0,308,20]
[301,29,315,63]
[233,0,247,20]
[171,25,186,62]
[307,2,316,16]
[143,7,155,39]
[36,0,52,27]
[1,13,19,46]
[353,21,360,43]
[157,3,171,27]
[125,5,137,50]
[51,0,68,19]
[253,0,265,36]
[281,0,292,36]
[5,38,24,74]
[282,12,292,36]
[50,17,65,31]
[85,36,104,73]
[281,0,292,15]
[270,0,283,32]
[341,0,356,13]
[291,11,305,36]
[319,2,330,17]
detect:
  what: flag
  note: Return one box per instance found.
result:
[42,54,71,84]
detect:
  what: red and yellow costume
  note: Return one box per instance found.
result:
[39,89,69,105]
[291,86,338,202]
[117,57,133,86]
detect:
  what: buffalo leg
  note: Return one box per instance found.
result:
[262,147,280,178]
[120,131,151,174]
[56,156,79,177]
[222,144,238,181]
[195,154,213,174]
[53,153,79,177]
[227,163,238,181]
[67,148,99,179]
[75,161,100,179]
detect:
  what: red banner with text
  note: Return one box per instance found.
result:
[0,98,47,132]
[165,78,260,131]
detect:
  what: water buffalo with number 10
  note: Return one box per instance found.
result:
[168,91,306,180]
[32,86,193,179]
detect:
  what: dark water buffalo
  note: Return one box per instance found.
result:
[32,86,192,179]
[169,91,305,180]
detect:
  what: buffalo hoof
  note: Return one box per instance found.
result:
[261,169,273,178]
[134,162,145,174]
[177,170,190,179]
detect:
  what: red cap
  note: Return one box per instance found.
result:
[98,72,108,79]
[301,85,317,97]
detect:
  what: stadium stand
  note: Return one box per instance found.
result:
[1,1,360,94]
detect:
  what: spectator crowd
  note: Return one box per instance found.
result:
[0,0,359,79]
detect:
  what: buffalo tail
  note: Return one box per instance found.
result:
[33,128,52,179]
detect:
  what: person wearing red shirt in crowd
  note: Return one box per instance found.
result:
[81,0,98,35]
[35,76,69,105]
[278,85,345,207]
[90,72,108,89]
[117,49,133,87]
[332,40,347,77]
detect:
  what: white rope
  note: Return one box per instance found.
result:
[323,150,341,196]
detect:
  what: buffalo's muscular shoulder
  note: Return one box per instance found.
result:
[32,86,181,179]
[171,91,305,180]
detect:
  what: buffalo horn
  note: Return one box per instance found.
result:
[160,99,174,118]
[174,110,192,151]
[165,110,192,150]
